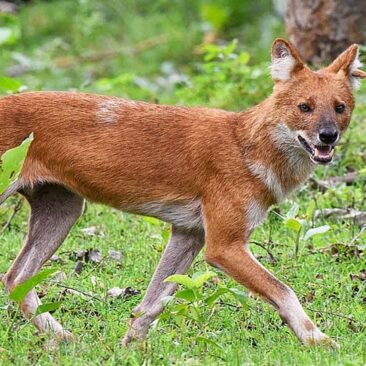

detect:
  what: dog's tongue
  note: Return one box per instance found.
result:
[314,145,332,158]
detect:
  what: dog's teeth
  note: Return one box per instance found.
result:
[314,146,332,158]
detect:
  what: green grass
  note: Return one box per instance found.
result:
[0,193,365,365]
[0,1,366,365]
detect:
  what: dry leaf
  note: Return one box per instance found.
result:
[73,261,84,275]
[107,287,124,298]
[107,287,140,299]
[108,250,123,264]
[85,249,103,263]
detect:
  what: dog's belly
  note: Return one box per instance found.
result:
[127,199,203,231]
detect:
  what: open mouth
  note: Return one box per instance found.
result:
[297,135,335,164]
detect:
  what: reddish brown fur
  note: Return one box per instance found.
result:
[1,39,365,346]
[0,72,355,206]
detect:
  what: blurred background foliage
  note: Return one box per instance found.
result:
[0,0,284,109]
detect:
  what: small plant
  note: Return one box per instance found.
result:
[281,202,330,257]
[160,271,247,348]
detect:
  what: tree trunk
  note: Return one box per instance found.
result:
[285,0,366,65]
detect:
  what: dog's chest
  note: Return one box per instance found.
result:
[130,199,203,230]
[247,162,288,203]
[247,158,314,203]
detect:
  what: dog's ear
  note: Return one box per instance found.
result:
[271,39,305,82]
[326,44,366,89]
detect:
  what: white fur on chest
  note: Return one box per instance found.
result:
[131,199,203,231]
[247,162,287,203]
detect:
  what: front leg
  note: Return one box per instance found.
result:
[203,192,338,347]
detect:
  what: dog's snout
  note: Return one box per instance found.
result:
[318,127,338,144]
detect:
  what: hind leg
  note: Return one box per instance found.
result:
[3,183,84,339]
[123,227,204,345]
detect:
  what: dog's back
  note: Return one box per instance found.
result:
[0,92,238,207]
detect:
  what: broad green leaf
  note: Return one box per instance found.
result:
[161,295,175,306]
[189,308,200,322]
[0,133,33,193]
[164,274,196,289]
[161,228,170,243]
[306,200,316,221]
[303,225,330,241]
[191,271,216,288]
[284,218,303,232]
[36,302,62,315]
[205,287,229,306]
[168,303,189,319]
[0,76,22,93]
[175,289,195,302]
[9,268,58,303]
[191,271,205,280]
[173,303,189,314]
[286,202,299,219]
[165,272,216,289]
[227,288,247,306]
[142,216,161,226]
[172,315,185,325]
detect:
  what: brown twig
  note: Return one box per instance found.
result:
[0,198,23,235]
[249,241,276,262]
[57,284,104,302]
[305,306,363,325]
[217,300,242,310]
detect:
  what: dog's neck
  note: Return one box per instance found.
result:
[234,99,316,204]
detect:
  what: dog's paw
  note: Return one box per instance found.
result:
[121,332,146,349]
[304,335,340,350]
[121,324,148,348]
[56,329,75,342]
[44,330,75,351]
[121,333,135,347]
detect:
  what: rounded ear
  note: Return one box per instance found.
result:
[271,39,305,82]
[326,44,366,89]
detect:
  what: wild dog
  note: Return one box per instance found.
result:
[0,39,365,347]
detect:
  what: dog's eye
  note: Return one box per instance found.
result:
[298,103,311,113]
[335,104,345,113]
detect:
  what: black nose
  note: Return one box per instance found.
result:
[318,128,338,144]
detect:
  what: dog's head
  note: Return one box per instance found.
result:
[270,39,366,165]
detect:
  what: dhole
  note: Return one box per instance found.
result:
[0,39,365,347]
